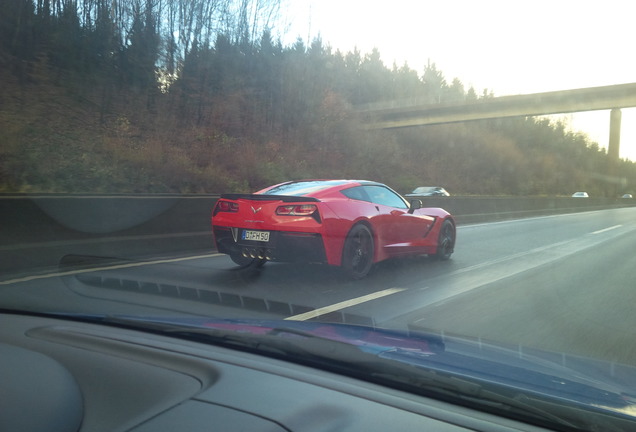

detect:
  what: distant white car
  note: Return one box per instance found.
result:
[571,192,589,198]
[622,193,633,199]
[405,186,450,197]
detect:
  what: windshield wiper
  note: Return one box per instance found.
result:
[104,316,381,368]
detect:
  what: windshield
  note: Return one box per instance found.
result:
[2,1,636,431]
[413,187,436,194]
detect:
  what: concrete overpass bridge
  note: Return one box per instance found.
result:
[359,82,636,163]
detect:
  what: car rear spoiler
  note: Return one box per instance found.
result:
[220,194,320,203]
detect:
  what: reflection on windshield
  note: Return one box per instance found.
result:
[3,1,636,431]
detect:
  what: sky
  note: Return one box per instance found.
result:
[281,0,636,161]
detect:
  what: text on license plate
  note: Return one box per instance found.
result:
[242,230,270,242]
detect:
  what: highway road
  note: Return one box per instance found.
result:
[3,207,636,367]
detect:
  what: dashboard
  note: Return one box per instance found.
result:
[0,312,553,432]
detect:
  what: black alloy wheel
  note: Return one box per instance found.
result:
[342,224,374,279]
[434,219,456,260]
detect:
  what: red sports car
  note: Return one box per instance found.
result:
[211,180,456,278]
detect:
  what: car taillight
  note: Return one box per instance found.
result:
[214,200,239,215]
[276,204,321,222]
[276,204,317,216]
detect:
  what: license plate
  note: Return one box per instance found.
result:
[242,230,270,242]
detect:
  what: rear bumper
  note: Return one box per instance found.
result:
[213,226,328,263]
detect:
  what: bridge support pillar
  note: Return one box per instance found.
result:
[608,108,621,163]
[606,108,622,197]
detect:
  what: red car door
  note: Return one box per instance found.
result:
[362,186,434,254]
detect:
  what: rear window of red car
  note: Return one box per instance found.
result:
[263,180,349,196]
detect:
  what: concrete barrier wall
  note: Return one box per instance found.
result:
[411,196,636,224]
[1,195,635,277]
[0,195,217,277]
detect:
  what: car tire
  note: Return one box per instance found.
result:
[230,253,266,269]
[434,219,455,260]
[342,224,374,279]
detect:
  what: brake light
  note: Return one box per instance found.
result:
[214,200,239,215]
[276,204,317,216]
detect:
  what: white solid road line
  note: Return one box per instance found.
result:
[591,224,622,235]
[0,231,212,252]
[0,253,223,285]
[285,288,407,321]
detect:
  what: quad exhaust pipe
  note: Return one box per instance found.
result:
[242,248,273,260]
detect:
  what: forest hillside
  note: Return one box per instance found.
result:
[1,0,635,196]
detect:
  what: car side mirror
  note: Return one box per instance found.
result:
[408,199,422,214]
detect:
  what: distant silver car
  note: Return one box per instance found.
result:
[571,191,589,198]
[405,186,450,197]
[622,193,633,198]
